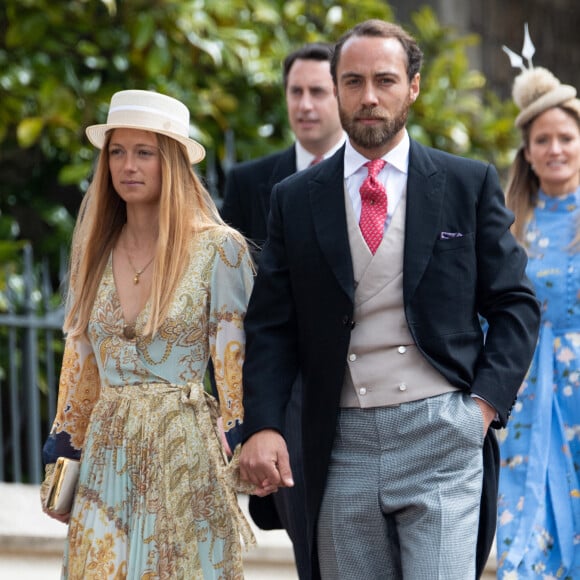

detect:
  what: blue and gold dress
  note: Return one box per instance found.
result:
[496,190,580,578]
[42,227,255,579]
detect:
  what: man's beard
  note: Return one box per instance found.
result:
[339,101,410,150]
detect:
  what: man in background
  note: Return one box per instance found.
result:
[221,42,345,250]
[221,43,345,579]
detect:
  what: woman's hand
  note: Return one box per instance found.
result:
[217,417,232,457]
[43,508,70,524]
[39,462,71,524]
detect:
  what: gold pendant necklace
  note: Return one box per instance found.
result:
[126,252,154,285]
[122,224,155,285]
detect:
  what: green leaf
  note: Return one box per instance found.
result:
[58,162,93,186]
[16,117,44,148]
[133,13,156,51]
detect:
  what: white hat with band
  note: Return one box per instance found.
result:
[85,90,206,164]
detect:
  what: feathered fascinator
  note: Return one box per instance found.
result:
[503,23,580,128]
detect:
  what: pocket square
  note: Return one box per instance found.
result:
[439,231,464,240]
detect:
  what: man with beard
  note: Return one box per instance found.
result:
[239,19,540,580]
[221,42,344,580]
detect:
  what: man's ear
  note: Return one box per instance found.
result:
[409,73,420,103]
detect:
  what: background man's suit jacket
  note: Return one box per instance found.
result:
[221,145,296,249]
[221,146,298,532]
[242,141,541,579]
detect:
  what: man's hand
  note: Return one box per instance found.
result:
[240,429,294,497]
[473,398,496,435]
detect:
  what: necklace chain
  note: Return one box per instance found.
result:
[122,225,154,285]
[121,225,155,284]
[126,252,154,285]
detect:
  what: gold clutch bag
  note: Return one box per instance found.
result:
[46,457,80,514]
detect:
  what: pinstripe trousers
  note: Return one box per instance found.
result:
[317,392,484,579]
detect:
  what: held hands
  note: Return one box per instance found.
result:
[239,429,294,497]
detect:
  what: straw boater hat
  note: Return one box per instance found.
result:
[503,24,580,128]
[85,90,206,164]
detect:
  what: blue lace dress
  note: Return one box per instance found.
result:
[496,190,580,578]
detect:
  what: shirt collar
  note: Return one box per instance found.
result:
[344,130,410,179]
[295,133,347,172]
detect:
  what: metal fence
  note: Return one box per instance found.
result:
[0,244,65,484]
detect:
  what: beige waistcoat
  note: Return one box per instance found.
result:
[340,186,458,408]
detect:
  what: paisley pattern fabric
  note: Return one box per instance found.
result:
[42,227,255,579]
[496,191,580,579]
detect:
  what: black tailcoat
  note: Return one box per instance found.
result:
[242,141,541,579]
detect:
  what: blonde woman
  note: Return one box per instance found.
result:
[40,90,255,579]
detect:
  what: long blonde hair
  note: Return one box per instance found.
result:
[65,132,229,337]
[505,104,580,249]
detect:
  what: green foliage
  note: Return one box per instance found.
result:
[0,3,523,483]
[0,0,520,267]
[406,7,520,168]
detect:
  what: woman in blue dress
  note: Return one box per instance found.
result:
[40,90,255,579]
[497,53,580,578]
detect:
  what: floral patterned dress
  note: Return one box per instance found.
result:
[496,190,580,579]
[42,227,255,579]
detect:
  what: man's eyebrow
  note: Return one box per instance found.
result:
[339,71,364,82]
[288,83,329,91]
[340,70,401,80]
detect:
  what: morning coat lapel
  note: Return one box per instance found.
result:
[308,147,355,301]
[403,140,446,301]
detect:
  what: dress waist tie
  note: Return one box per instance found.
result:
[180,382,256,550]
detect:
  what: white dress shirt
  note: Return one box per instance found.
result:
[344,130,410,231]
[295,134,347,172]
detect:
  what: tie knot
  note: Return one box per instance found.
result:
[364,158,386,178]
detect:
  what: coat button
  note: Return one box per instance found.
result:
[399,383,407,392]
[349,353,357,362]
[359,387,367,396]
[398,346,407,354]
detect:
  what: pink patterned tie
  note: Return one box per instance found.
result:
[359,159,387,254]
[310,155,323,166]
